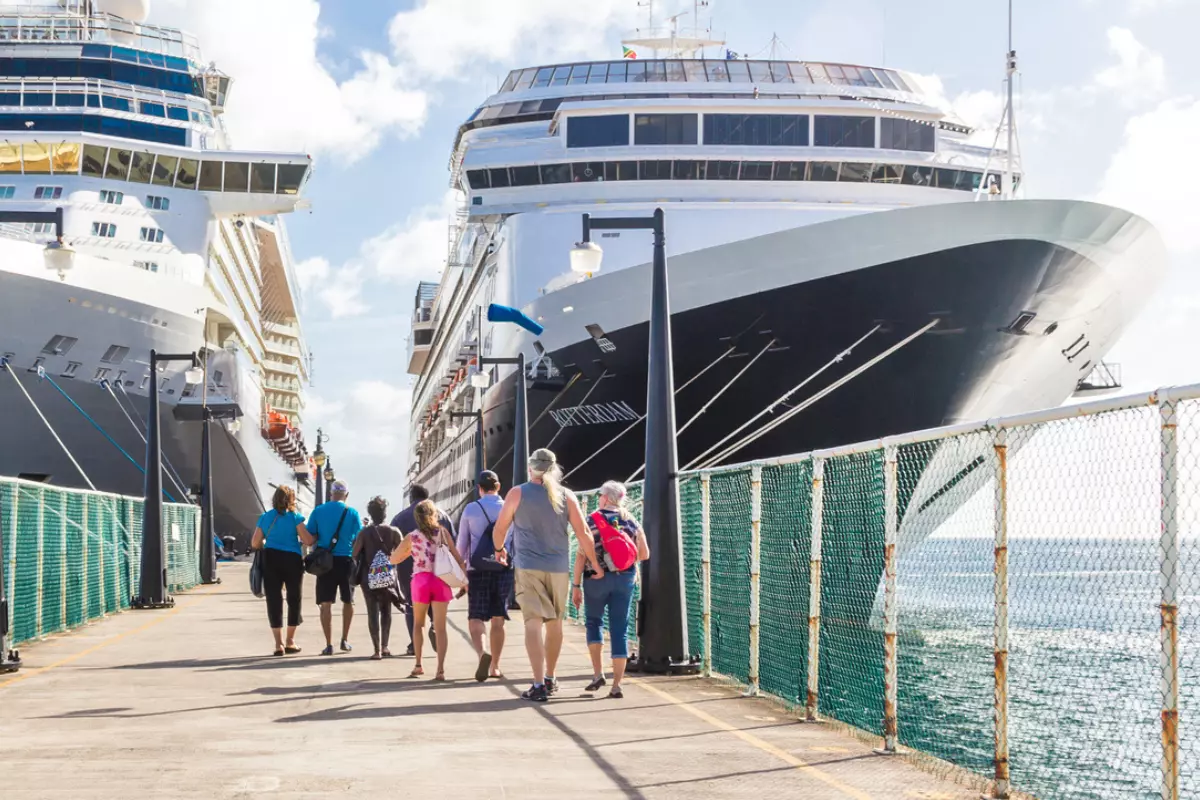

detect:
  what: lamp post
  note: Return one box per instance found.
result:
[571,208,692,673]
[312,429,327,511]
[450,410,485,489]
[480,355,528,486]
[198,403,218,584]
[133,350,202,610]
[323,461,335,504]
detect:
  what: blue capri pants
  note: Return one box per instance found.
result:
[583,569,637,659]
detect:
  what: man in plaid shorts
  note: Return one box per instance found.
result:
[456,470,512,682]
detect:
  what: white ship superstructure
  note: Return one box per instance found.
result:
[407,18,1165,513]
[0,0,315,539]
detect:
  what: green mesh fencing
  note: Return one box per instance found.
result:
[1,478,200,647]
[758,461,811,706]
[708,468,752,682]
[679,474,705,661]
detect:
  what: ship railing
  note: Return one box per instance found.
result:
[0,10,202,62]
[569,381,1200,800]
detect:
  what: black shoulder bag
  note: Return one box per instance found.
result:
[304,507,349,577]
[470,501,510,573]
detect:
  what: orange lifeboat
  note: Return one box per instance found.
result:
[265,412,290,441]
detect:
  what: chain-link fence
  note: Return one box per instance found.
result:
[1,477,201,647]
[572,385,1200,800]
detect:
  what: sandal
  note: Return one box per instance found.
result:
[272,646,285,657]
[433,672,446,682]
[370,652,383,661]
[408,666,424,678]
[284,645,302,655]
[608,686,624,699]
[381,649,392,658]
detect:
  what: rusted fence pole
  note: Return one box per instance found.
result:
[1159,396,1181,800]
[992,428,1011,799]
[701,473,712,678]
[806,458,824,721]
[880,445,900,753]
[748,465,762,696]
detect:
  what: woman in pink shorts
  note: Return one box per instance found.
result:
[391,499,467,680]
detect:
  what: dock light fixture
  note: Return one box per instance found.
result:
[445,423,461,439]
[470,369,491,390]
[323,460,335,503]
[575,209,694,675]
[134,350,201,610]
[312,429,327,508]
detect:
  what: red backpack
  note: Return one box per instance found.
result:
[590,511,638,572]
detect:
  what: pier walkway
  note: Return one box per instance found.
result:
[1,563,974,800]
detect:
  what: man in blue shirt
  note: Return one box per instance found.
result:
[307,480,363,656]
[457,470,511,682]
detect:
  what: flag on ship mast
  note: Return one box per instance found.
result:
[622,46,638,59]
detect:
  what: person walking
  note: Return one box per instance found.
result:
[390,499,468,681]
[492,448,604,702]
[351,496,404,660]
[251,486,314,656]
[391,484,454,656]
[456,470,511,682]
[571,481,651,699]
[307,480,363,656]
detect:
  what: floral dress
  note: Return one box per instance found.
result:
[408,531,440,575]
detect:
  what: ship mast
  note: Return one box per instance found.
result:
[623,0,724,59]
[1004,0,1017,198]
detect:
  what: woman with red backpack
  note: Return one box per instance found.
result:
[571,481,651,698]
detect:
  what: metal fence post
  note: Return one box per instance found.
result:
[82,495,90,618]
[806,458,825,722]
[748,465,762,696]
[35,487,44,638]
[992,428,1011,799]
[701,473,712,678]
[881,445,900,753]
[1159,396,1181,800]
[59,492,66,631]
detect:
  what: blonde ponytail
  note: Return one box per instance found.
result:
[528,448,565,514]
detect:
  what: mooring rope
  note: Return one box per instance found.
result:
[1,359,96,491]
[102,380,192,503]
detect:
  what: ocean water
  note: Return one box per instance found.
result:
[892,537,1199,800]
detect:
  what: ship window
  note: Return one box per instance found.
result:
[152,155,177,187]
[540,162,572,184]
[1006,312,1036,334]
[842,66,869,87]
[902,165,934,187]
[704,114,809,146]
[42,335,77,355]
[825,64,850,85]
[106,148,132,180]
[510,165,540,186]
[251,163,276,193]
[705,60,730,82]
[806,63,830,84]
[645,60,668,82]
[466,169,489,189]
[880,117,935,152]
[128,151,154,183]
[567,114,629,148]
[515,68,538,90]
[726,61,752,83]
[94,367,110,382]
[740,161,774,180]
[224,161,250,192]
[860,69,883,88]
[51,143,80,174]
[134,260,158,272]
[0,185,12,198]
[748,61,773,83]
[638,160,672,180]
[167,105,189,121]
[532,67,554,88]
[550,65,572,86]
[518,99,541,114]
[874,70,898,90]
[82,145,107,177]
[34,185,62,199]
[871,164,902,184]
[571,162,605,182]
[810,162,839,181]
[487,167,510,188]
[92,221,117,237]
[500,71,519,93]
[626,61,647,83]
[176,158,199,190]
[54,92,85,107]
[140,226,164,243]
[0,92,16,106]
[604,161,637,181]
[707,160,740,180]
[673,160,704,180]
[768,62,792,83]
[277,163,307,195]
[839,162,872,182]
[773,161,808,181]
[101,95,131,112]
[634,113,698,145]
[22,91,51,106]
[606,61,628,83]
[100,189,124,204]
[140,101,165,118]
[26,222,53,235]
[63,361,80,378]
[665,60,687,82]
[24,144,52,174]
[146,194,170,210]
[814,115,875,148]
[586,62,609,84]
[198,161,223,191]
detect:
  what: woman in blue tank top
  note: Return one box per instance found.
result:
[251,485,314,656]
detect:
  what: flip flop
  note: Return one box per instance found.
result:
[433,673,447,682]
[370,653,383,661]
[272,647,284,657]
[408,666,424,678]
[475,652,492,683]
[284,645,302,655]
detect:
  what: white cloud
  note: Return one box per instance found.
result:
[1096,96,1200,254]
[154,0,428,160]
[1092,27,1166,104]
[294,256,366,319]
[1128,0,1182,14]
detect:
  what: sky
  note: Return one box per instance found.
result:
[146,0,1200,508]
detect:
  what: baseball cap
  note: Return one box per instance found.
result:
[330,480,349,495]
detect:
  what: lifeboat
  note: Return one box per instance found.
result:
[265,411,290,441]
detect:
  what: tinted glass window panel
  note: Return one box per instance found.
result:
[567,114,630,148]
[500,71,519,92]
[101,95,131,112]
[487,167,511,188]
[872,163,902,183]
[22,142,51,173]
[825,64,848,85]
[606,61,627,83]
[860,69,883,88]
[587,63,609,83]
[769,62,793,83]
[198,160,222,191]
[626,61,647,82]
[934,168,958,189]
[902,165,934,187]
[224,161,249,192]
[0,143,17,174]
[105,148,131,180]
[0,92,18,105]
[568,64,590,85]
[152,154,177,186]
[539,98,563,113]
[645,60,668,82]
[510,165,540,186]
[707,160,739,180]
[727,61,752,82]
[51,142,80,174]
[665,61,687,82]
[571,162,605,182]
[176,158,198,190]
[874,69,898,90]
[54,92,85,107]
[540,163,571,184]
[251,162,276,193]
[842,66,867,86]
[466,169,489,189]
[515,68,538,90]
[705,60,730,81]
[634,113,698,145]
[740,161,774,180]
[810,162,839,181]
[518,99,541,114]
[919,123,936,152]
[684,61,707,82]
[748,61,773,83]
[638,160,672,180]
[140,101,165,117]
[550,65,571,86]
[533,67,554,88]
[815,115,875,148]
[605,161,637,181]
[81,144,106,177]
[839,162,872,182]
[673,160,704,180]
[957,171,983,192]
[499,102,523,117]
[773,161,808,181]
[24,92,52,106]
[128,151,153,183]
[806,63,829,84]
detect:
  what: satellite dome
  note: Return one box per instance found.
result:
[93,0,150,23]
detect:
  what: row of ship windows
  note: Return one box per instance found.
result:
[89,222,165,243]
[0,141,309,194]
[501,60,912,92]
[0,90,210,125]
[1,185,170,211]
[0,112,189,146]
[0,56,203,97]
[567,113,934,152]
[466,160,1004,191]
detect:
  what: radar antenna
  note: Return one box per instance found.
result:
[623,0,724,59]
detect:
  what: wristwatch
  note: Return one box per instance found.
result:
[572,583,581,589]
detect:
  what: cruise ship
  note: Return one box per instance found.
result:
[0,0,316,541]
[407,18,1166,512]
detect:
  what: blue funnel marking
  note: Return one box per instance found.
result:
[487,303,544,336]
